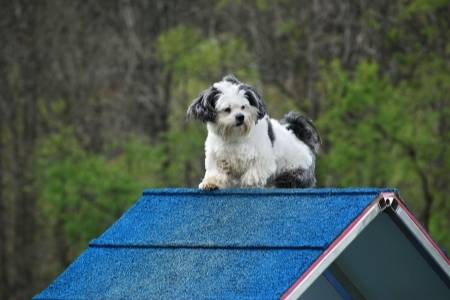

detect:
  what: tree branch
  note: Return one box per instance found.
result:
[373,123,433,228]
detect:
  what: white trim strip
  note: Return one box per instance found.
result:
[395,203,450,278]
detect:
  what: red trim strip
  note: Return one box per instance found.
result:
[280,198,380,299]
[395,199,450,264]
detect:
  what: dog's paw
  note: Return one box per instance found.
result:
[199,181,219,191]
[241,170,266,187]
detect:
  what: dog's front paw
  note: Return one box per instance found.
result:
[199,180,219,191]
[241,170,266,188]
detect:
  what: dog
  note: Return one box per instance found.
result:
[187,74,321,190]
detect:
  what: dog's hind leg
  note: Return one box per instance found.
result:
[272,164,316,188]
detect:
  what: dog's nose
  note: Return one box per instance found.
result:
[235,114,244,123]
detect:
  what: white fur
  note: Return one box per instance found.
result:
[198,79,314,189]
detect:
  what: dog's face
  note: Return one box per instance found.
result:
[187,75,266,138]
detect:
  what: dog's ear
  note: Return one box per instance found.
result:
[241,85,266,120]
[187,87,220,123]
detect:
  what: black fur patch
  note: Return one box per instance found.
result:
[280,112,321,154]
[267,118,275,146]
[270,164,316,188]
[222,74,240,84]
[187,87,220,123]
[239,85,266,119]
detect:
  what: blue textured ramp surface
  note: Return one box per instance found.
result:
[35,247,321,299]
[34,188,392,300]
[91,188,385,248]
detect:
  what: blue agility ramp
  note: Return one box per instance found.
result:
[34,188,450,299]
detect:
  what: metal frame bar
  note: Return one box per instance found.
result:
[393,197,450,278]
[322,270,352,300]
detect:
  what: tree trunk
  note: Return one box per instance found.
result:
[54,214,71,268]
[417,168,433,230]
[11,3,39,296]
[0,106,9,300]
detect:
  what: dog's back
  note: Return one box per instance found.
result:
[280,112,321,155]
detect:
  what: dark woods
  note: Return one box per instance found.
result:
[0,1,449,299]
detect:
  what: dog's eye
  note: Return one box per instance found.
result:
[241,105,245,110]
[224,108,231,113]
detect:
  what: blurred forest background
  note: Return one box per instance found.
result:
[0,0,449,299]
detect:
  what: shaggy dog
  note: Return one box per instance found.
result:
[187,75,321,190]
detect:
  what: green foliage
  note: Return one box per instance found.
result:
[317,58,449,248]
[112,138,167,188]
[34,129,163,253]
[318,60,394,186]
[156,26,257,81]
[403,0,450,16]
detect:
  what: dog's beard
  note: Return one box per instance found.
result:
[216,118,253,139]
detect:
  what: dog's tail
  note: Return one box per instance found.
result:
[280,112,321,155]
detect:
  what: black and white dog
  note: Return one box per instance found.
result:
[187,75,321,190]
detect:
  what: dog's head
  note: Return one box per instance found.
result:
[187,74,266,138]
